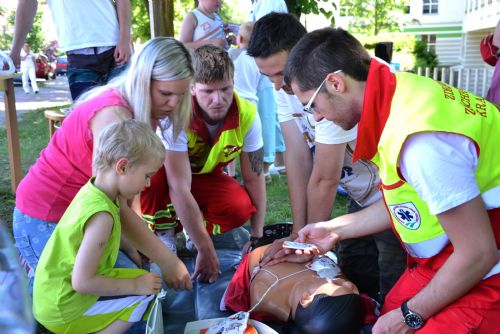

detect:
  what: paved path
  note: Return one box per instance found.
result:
[0,76,72,127]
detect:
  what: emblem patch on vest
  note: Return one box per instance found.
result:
[223,145,241,157]
[388,202,421,230]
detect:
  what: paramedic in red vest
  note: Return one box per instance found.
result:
[283,28,500,333]
[140,45,265,284]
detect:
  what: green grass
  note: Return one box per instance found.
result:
[0,106,349,232]
[0,107,60,229]
[264,173,349,224]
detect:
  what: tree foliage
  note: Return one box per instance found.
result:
[413,40,438,70]
[131,0,151,42]
[23,12,45,52]
[5,10,45,52]
[342,0,406,36]
[286,0,337,26]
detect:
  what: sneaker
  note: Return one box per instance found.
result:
[157,229,177,254]
[265,172,272,184]
[269,164,287,175]
[34,90,39,94]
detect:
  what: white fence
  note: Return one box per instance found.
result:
[415,66,494,97]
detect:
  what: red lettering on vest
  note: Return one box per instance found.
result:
[438,82,456,100]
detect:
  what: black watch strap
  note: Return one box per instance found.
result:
[401,300,424,329]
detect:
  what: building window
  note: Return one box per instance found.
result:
[421,34,436,52]
[423,0,438,14]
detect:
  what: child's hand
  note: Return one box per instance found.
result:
[134,272,162,295]
[161,257,193,291]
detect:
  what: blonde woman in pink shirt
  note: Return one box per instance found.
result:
[13,37,194,293]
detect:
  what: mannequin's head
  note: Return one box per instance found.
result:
[289,274,364,334]
[294,293,364,334]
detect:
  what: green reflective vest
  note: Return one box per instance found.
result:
[187,93,257,174]
[371,73,500,259]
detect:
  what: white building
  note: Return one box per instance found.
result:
[404,0,499,95]
[334,0,499,96]
[404,0,499,66]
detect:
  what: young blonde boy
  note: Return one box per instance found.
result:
[33,120,173,334]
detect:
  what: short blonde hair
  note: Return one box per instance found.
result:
[93,119,165,172]
[238,22,254,42]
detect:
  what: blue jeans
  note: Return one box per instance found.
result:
[13,208,137,293]
[257,86,285,164]
[67,47,127,100]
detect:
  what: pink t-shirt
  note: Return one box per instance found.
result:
[16,89,131,222]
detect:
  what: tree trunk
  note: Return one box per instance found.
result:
[148,0,174,37]
[163,0,174,37]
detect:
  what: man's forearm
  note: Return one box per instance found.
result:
[169,187,214,251]
[244,175,265,238]
[307,176,338,224]
[10,0,38,65]
[406,197,498,320]
[408,249,496,321]
[331,199,392,240]
[280,121,313,233]
[115,0,131,44]
[307,142,347,224]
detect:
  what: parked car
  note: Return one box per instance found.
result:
[55,55,67,75]
[35,53,55,80]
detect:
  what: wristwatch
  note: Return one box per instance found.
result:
[401,300,424,329]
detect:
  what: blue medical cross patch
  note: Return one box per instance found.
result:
[388,202,421,230]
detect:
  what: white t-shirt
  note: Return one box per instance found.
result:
[20,49,35,69]
[247,0,288,21]
[274,89,357,146]
[47,0,119,52]
[234,51,261,106]
[158,107,263,153]
[399,132,488,215]
[341,140,381,207]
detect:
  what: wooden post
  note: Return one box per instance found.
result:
[149,0,173,37]
[0,74,23,193]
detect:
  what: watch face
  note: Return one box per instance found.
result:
[405,314,424,329]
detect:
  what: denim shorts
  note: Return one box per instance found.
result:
[13,208,56,276]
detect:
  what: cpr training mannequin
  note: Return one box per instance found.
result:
[224,243,368,334]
